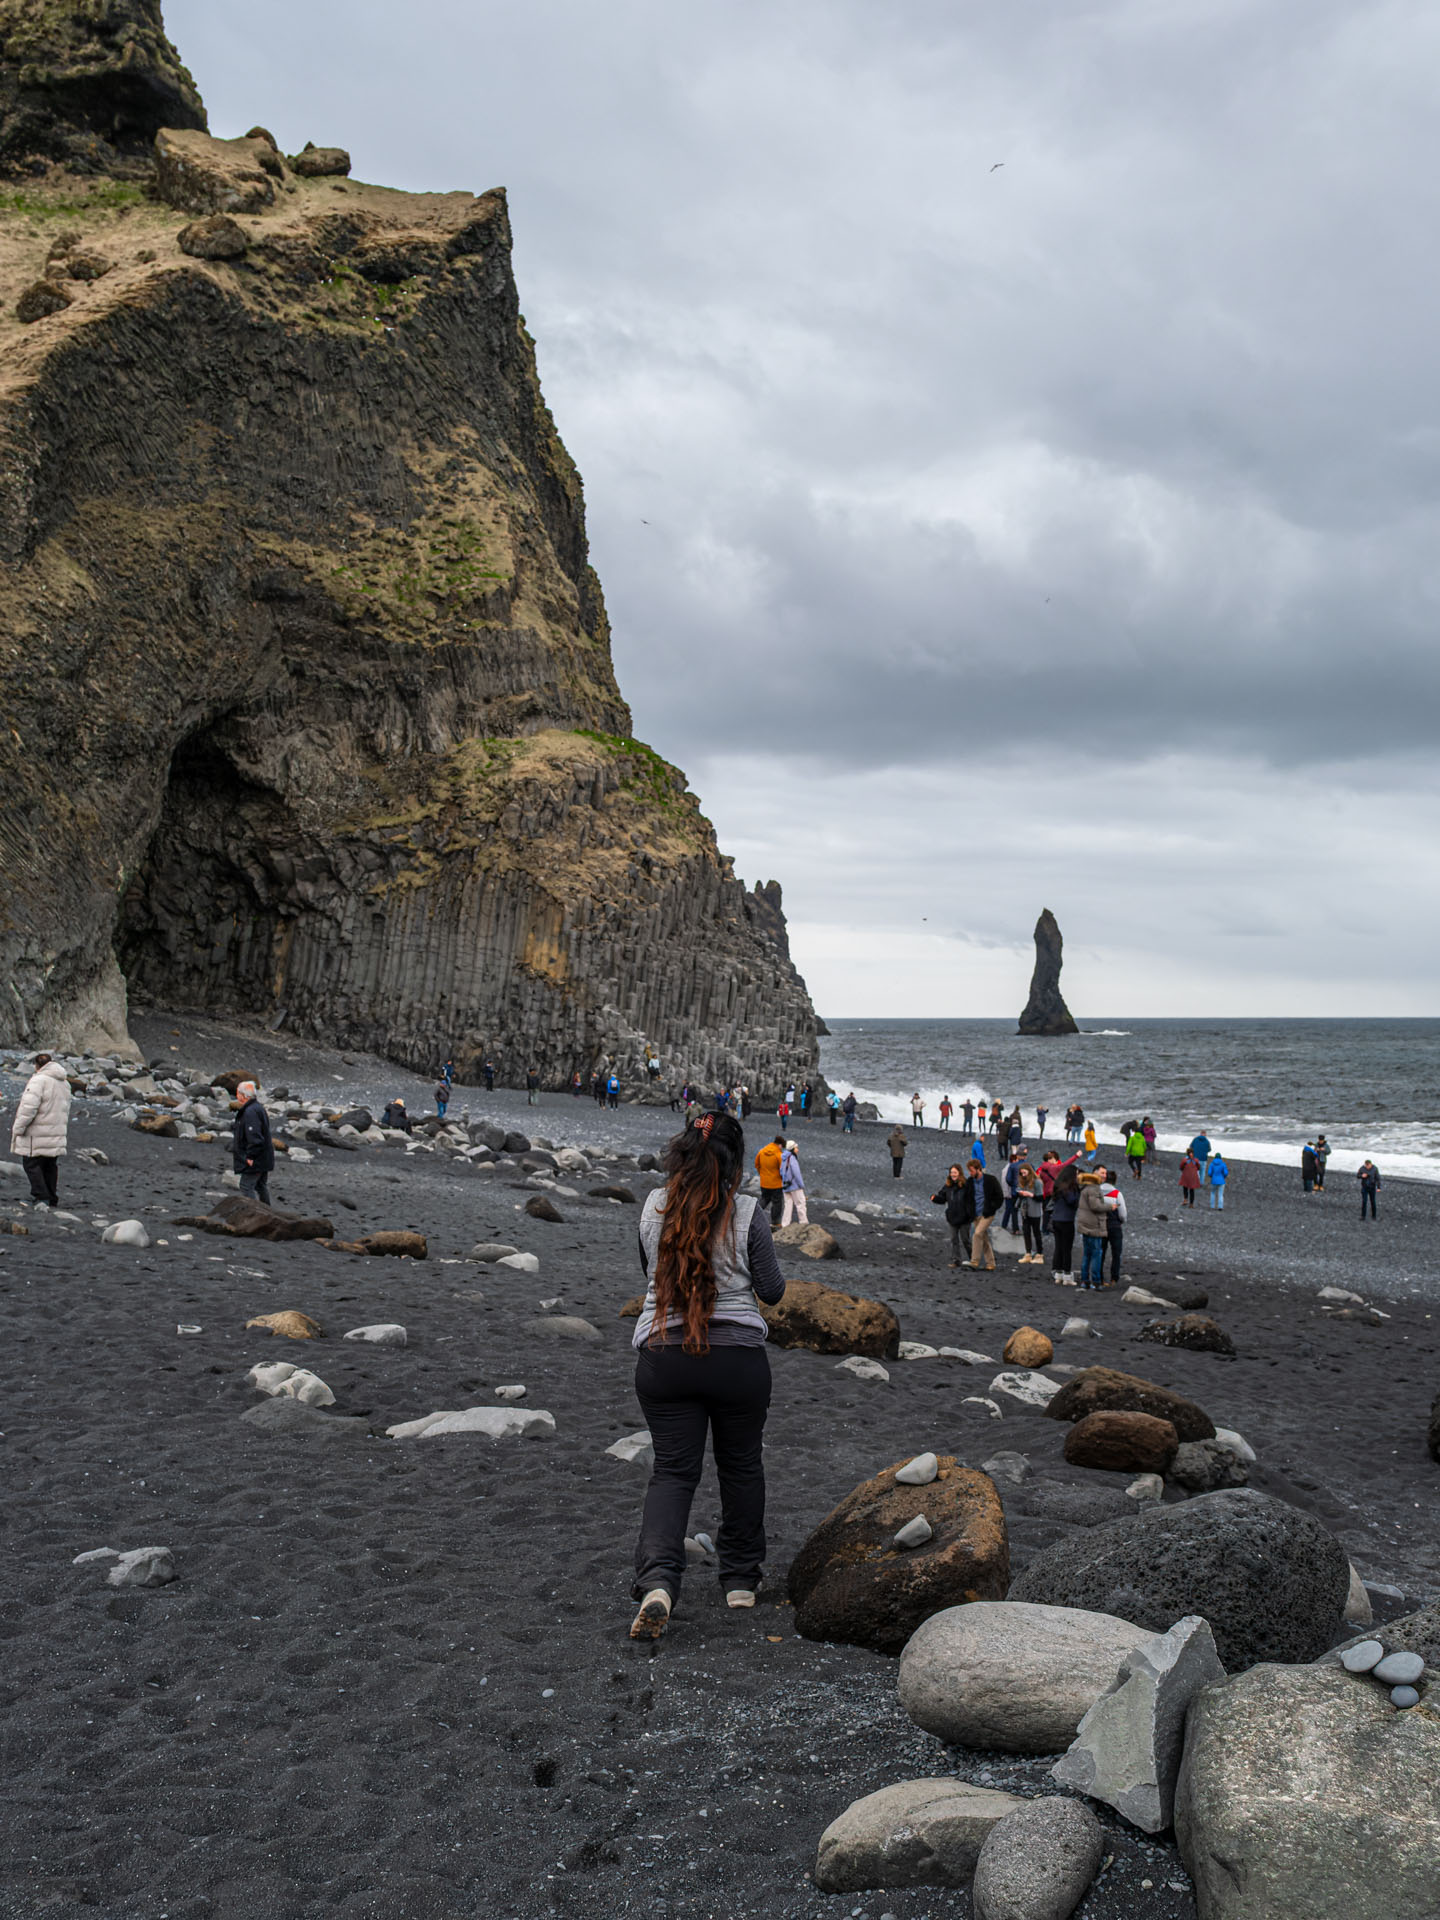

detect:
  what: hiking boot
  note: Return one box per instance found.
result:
[628,1589,672,1640]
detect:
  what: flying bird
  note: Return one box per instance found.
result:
[990,162,1004,172]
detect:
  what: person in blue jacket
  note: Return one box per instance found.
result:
[1207,1152,1228,1209]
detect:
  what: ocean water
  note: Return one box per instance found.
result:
[818,1017,1440,1185]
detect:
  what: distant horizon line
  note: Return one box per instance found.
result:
[817,1013,1440,1024]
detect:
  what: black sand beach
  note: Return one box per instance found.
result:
[3,1014,1436,1919]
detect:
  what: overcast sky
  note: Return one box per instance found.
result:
[171,0,1440,1017]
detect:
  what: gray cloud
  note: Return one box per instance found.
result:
[168,0,1440,1008]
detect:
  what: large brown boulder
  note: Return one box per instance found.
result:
[245,1310,322,1341]
[773,1222,843,1260]
[1046,1366,1215,1442]
[177,214,248,260]
[291,142,351,177]
[154,127,278,214]
[760,1277,899,1357]
[789,1457,1008,1654]
[1064,1410,1179,1475]
[1003,1325,1054,1367]
[131,1113,178,1138]
[174,1196,333,1241]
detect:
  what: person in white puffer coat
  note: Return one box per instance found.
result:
[10,1055,72,1207]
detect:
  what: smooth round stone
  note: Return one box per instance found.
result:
[1390,1685,1421,1709]
[1339,1639,1385,1674]
[1374,1650,1425,1685]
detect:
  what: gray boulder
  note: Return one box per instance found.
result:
[1176,1661,1440,1920]
[898,1601,1154,1754]
[814,1779,1030,1891]
[1051,1614,1226,1831]
[523,1315,601,1342]
[468,1242,521,1263]
[1168,1438,1249,1493]
[239,1399,373,1440]
[972,1797,1102,1920]
[1008,1488,1348,1670]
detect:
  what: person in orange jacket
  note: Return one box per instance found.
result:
[754,1135,785,1225]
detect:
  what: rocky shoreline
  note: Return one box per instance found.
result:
[1,1011,1436,1918]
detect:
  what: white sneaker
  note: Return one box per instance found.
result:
[628,1588,672,1640]
[726,1589,756,1609]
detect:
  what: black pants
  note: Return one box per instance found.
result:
[23,1155,58,1205]
[239,1168,271,1206]
[1022,1215,1044,1255]
[1361,1190,1377,1219]
[1052,1220,1075,1274]
[949,1220,972,1261]
[1104,1224,1123,1281]
[633,1344,771,1600]
[761,1187,783,1225]
[891,1157,903,1178]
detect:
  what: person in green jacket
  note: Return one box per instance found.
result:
[1125,1126,1147,1181]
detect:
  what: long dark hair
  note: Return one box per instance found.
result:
[650,1112,745,1354]
[1052,1163,1079,1199]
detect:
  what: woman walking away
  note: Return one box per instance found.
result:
[1207,1152,1228,1209]
[1049,1162,1080,1284]
[1017,1166,1046,1263]
[1126,1125,1146,1180]
[628,1113,785,1640]
[780,1140,808,1225]
[1140,1116,1157,1163]
[1083,1120,1098,1162]
[1179,1152,1201,1206]
[1075,1171,1113,1290]
[887,1124,908,1178]
[10,1053,71,1207]
[976,1099,988,1136]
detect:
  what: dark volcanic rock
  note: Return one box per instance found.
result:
[1009,1487,1350,1670]
[176,212,248,259]
[524,1195,563,1223]
[336,1107,373,1133]
[1063,1410,1179,1475]
[789,1457,1009,1655]
[290,142,350,177]
[1017,907,1078,1037]
[0,0,206,174]
[1046,1366,1215,1441]
[1138,1313,1236,1356]
[0,46,822,1092]
[239,1398,371,1440]
[15,279,73,322]
[588,1185,636,1203]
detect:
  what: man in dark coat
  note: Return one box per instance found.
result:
[232,1081,275,1206]
[932,1159,1003,1269]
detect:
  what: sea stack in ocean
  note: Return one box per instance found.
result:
[1018,910,1079,1036]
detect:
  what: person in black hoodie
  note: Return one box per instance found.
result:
[232,1081,275,1206]
[1049,1162,1081,1283]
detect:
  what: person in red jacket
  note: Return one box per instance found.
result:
[1179,1153,1201,1207]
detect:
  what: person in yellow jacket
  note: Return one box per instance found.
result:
[1083,1121,1098,1162]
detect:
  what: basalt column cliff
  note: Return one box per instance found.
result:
[0,3,819,1091]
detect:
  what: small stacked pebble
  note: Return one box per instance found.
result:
[1339,1638,1426,1710]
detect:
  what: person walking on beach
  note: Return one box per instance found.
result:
[799,1083,812,1120]
[1358,1159,1380,1219]
[962,1098,975,1132]
[526,1065,540,1106]
[776,1097,790,1128]
[232,1081,274,1206]
[434,1079,450,1119]
[1076,1171,1114,1290]
[910,1093,925,1127]
[962,1158,1003,1270]
[887,1124,908,1178]
[938,1096,953,1132]
[441,1058,455,1090]
[1126,1125,1146,1180]
[627,1112,786,1640]
[10,1053,71,1207]
[483,1058,496,1091]
[842,1093,857,1133]
[1036,1104,1048,1140]
[1179,1151,1201,1206]
[754,1134,785,1224]
[1141,1116,1157,1164]
[1083,1120,1098,1162]
[827,1090,840,1125]
[971,1131,987,1170]
[607,1071,621,1110]
[1314,1135,1331,1191]
[1017,1166,1046,1263]
[1001,1148,1029,1232]
[1048,1162,1080,1283]
[976,1099,988,1135]
[1207,1152,1228,1209]
[780,1139,808,1226]
[1188,1129,1211,1174]
[1301,1141,1318,1193]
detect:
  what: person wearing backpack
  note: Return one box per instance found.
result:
[607,1071,620,1109]
[841,1092,857,1133]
